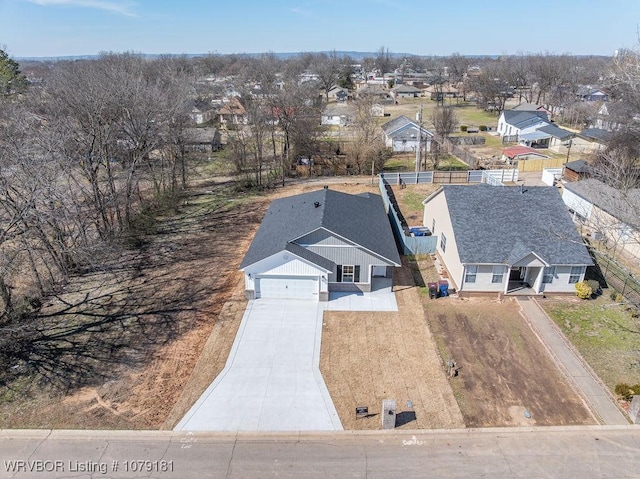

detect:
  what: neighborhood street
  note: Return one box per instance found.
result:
[1,427,639,478]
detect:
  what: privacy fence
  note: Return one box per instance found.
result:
[379,168,518,186]
[378,176,437,255]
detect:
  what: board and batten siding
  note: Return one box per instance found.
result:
[295,228,394,284]
[243,252,328,292]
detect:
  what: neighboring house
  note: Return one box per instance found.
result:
[218,98,247,127]
[576,86,608,102]
[501,145,550,164]
[240,187,401,301]
[512,102,552,119]
[562,159,591,182]
[381,115,433,152]
[184,128,222,153]
[321,104,355,126]
[422,185,592,296]
[498,109,573,149]
[497,110,549,139]
[390,84,421,99]
[563,179,640,260]
[357,84,390,99]
[571,128,610,154]
[327,85,350,102]
[424,83,459,101]
[594,102,639,131]
[189,106,214,125]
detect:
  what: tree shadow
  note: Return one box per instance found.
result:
[1,192,269,393]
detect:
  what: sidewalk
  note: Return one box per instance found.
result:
[517,297,629,425]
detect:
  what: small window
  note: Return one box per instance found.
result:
[440,233,447,253]
[491,265,505,284]
[465,265,477,284]
[542,266,555,284]
[569,266,584,284]
[342,265,355,283]
[432,218,436,235]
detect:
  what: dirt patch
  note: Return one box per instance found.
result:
[426,296,596,427]
[320,261,464,430]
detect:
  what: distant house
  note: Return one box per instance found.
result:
[218,98,247,127]
[424,83,459,101]
[184,128,222,153]
[498,108,573,149]
[423,185,592,296]
[327,85,350,102]
[497,110,549,139]
[563,179,640,260]
[189,106,214,125]
[240,188,401,301]
[390,84,421,99]
[571,128,610,154]
[370,103,385,117]
[381,115,433,152]
[576,86,608,102]
[321,104,355,126]
[512,102,552,119]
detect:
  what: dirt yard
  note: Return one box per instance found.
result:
[425,295,597,427]
[320,261,464,430]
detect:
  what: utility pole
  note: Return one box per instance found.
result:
[415,104,423,174]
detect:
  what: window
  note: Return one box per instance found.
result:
[569,266,584,284]
[465,265,478,284]
[491,265,505,284]
[432,218,436,235]
[542,266,555,284]
[341,265,355,283]
[440,233,447,253]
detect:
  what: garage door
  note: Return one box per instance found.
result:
[257,276,318,300]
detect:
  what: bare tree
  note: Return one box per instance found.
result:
[431,106,459,138]
[346,96,387,174]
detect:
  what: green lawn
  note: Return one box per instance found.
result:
[542,296,640,394]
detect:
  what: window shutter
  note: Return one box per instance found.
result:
[337,265,342,282]
[354,265,360,282]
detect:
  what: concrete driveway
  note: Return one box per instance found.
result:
[175,299,343,431]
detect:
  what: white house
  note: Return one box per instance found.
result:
[381,115,433,153]
[321,104,355,126]
[563,179,640,261]
[423,185,593,296]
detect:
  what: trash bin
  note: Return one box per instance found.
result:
[438,280,449,297]
[428,282,437,299]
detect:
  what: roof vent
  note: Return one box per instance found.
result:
[324,185,328,189]
[314,201,321,208]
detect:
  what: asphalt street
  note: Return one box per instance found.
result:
[1,426,639,478]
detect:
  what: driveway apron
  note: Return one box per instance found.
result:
[175,299,342,431]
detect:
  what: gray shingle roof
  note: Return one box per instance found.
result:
[438,185,593,266]
[501,109,549,127]
[564,159,590,174]
[563,179,640,229]
[538,124,574,140]
[240,189,401,269]
[381,115,433,139]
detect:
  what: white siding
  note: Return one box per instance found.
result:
[423,190,463,289]
[562,188,593,220]
[461,264,505,292]
[243,251,328,293]
[540,265,586,293]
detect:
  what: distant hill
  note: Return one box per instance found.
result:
[17,51,503,62]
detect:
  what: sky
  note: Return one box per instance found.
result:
[1,0,639,59]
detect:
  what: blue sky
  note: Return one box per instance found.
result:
[1,0,639,58]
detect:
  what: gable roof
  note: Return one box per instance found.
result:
[578,128,610,142]
[240,189,401,269]
[381,115,434,138]
[429,185,592,266]
[500,110,549,128]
